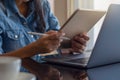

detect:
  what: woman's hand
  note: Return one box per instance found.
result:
[34,31,64,53]
[3,30,65,58]
[61,33,89,55]
[71,33,89,53]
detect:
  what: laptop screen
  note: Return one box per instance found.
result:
[87,4,120,68]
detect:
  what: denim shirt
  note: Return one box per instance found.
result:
[0,0,60,71]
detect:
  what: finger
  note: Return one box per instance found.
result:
[45,47,54,53]
[51,38,61,45]
[47,42,60,51]
[74,36,87,46]
[47,31,65,41]
[40,32,58,40]
[72,46,85,53]
[46,30,57,34]
[79,33,89,41]
[49,44,60,50]
[72,48,84,53]
[44,41,59,52]
[57,31,65,38]
[72,40,85,50]
[71,45,84,53]
[47,31,65,37]
[47,45,59,52]
[76,33,89,41]
[60,48,73,55]
[82,34,89,41]
[48,33,59,40]
[47,37,61,51]
[60,38,63,42]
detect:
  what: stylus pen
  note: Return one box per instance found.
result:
[28,32,70,40]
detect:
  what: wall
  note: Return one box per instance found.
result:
[54,0,68,26]
[48,0,54,11]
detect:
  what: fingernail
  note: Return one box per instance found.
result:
[60,39,63,42]
[62,33,65,36]
[79,49,83,53]
[82,46,85,50]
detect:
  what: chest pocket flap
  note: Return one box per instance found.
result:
[6,30,23,40]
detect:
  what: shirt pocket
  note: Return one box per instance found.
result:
[6,29,23,41]
[3,29,24,52]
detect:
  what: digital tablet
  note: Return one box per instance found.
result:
[60,9,106,39]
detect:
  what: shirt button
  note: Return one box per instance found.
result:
[15,35,18,39]
[31,35,34,38]
[23,22,27,25]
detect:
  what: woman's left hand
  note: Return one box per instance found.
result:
[71,33,89,53]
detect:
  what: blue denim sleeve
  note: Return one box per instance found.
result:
[44,0,60,31]
[0,1,5,54]
[0,25,4,54]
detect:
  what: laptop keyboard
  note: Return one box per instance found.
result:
[66,58,89,64]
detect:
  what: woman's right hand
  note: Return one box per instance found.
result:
[34,31,64,53]
[2,31,64,58]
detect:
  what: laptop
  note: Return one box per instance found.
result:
[87,4,120,80]
[42,4,120,69]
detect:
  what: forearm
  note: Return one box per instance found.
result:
[1,42,39,58]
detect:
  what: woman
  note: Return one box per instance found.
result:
[0,0,89,80]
